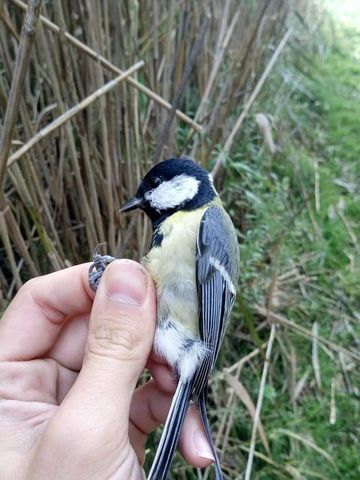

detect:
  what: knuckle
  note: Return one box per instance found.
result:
[18,277,41,296]
[88,313,144,361]
[20,277,65,325]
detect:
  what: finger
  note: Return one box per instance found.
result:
[130,380,173,434]
[146,358,177,394]
[56,260,156,440]
[47,312,89,371]
[129,380,173,465]
[129,380,214,468]
[0,359,77,404]
[0,264,94,362]
[179,405,215,467]
[149,350,169,365]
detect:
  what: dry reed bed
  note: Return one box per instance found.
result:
[0,0,289,297]
[0,1,293,478]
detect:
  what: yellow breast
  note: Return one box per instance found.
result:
[142,208,207,336]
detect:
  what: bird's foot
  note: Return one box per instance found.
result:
[88,243,117,292]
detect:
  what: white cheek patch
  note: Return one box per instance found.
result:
[145,174,200,211]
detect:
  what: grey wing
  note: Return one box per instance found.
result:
[193,205,240,395]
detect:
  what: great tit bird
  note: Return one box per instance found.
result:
[89,157,239,480]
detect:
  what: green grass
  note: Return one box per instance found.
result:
[213,19,360,480]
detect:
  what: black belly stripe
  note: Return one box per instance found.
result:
[151,228,164,247]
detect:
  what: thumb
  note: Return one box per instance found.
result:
[62,259,156,433]
[85,259,155,391]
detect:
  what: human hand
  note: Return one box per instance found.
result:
[0,260,214,480]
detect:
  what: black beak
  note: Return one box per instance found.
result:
[120,196,144,213]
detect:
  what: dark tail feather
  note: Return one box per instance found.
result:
[199,388,225,480]
[147,379,193,480]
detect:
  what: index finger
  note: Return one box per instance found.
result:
[0,264,94,361]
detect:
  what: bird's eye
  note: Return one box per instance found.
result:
[149,176,162,188]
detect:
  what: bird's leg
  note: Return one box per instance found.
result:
[88,243,117,292]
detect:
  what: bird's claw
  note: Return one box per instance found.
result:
[88,243,116,292]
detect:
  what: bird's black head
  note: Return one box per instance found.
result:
[120,158,217,225]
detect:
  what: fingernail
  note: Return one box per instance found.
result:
[106,261,148,305]
[194,429,215,461]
